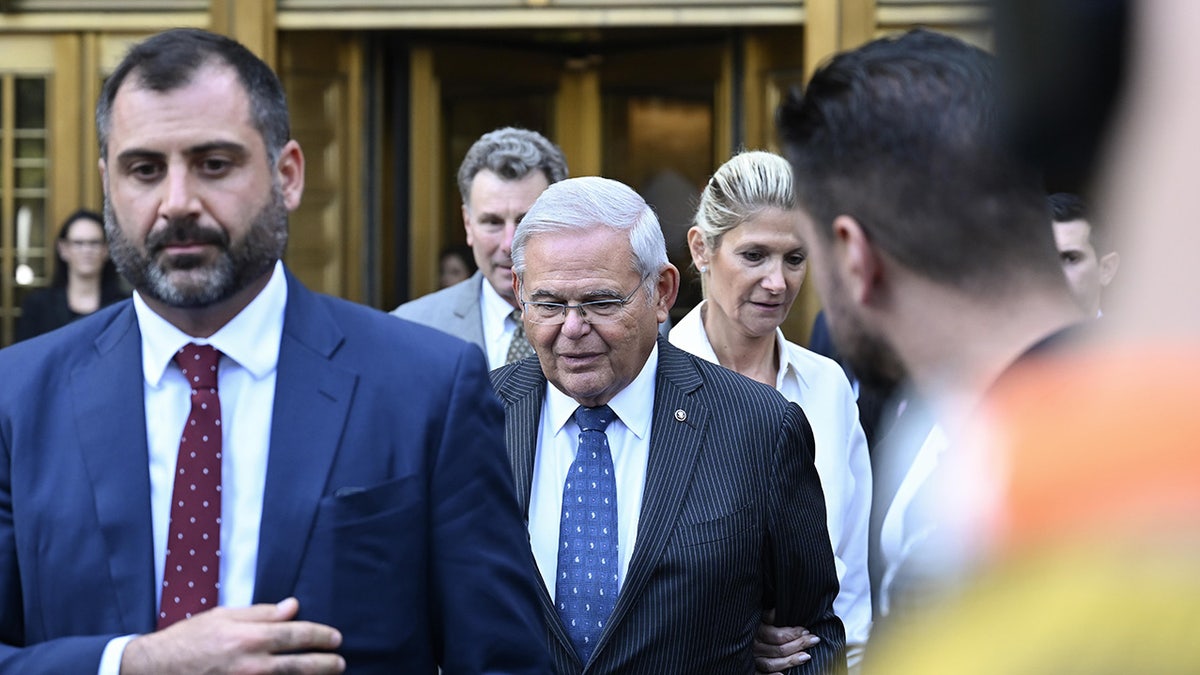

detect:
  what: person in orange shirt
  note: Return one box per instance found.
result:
[864,0,1200,670]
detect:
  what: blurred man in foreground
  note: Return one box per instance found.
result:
[777,29,1083,621]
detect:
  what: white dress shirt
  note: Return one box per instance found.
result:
[877,422,948,617]
[529,344,658,600]
[669,303,874,651]
[877,409,1001,620]
[99,261,287,674]
[480,278,522,369]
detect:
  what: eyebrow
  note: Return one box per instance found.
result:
[474,210,525,222]
[528,287,624,301]
[115,141,249,165]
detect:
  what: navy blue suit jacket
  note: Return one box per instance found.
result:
[0,270,550,673]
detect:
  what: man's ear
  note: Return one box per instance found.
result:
[462,204,475,246]
[276,140,305,211]
[654,264,681,324]
[832,214,882,305]
[1098,251,1121,286]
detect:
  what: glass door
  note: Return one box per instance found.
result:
[1,38,55,347]
[599,38,725,324]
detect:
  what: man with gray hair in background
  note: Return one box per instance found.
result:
[490,175,845,674]
[393,127,568,368]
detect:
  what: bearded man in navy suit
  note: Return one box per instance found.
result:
[0,28,548,675]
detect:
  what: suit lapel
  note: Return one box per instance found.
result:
[253,274,357,602]
[494,360,583,671]
[497,360,543,519]
[452,272,486,348]
[72,305,157,632]
[592,340,709,663]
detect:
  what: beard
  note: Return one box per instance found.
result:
[835,313,906,390]
[822,273,907,390]
[105,187,288,308]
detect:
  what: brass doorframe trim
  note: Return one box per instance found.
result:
[210,0,277,68]
[876,4,987,27]
[278,7,805,30]
[407,45,442,301]
[51,34,82,231]
[555,67,601,178]
[0,12,207,31]
[342,35,365,303]
[1,75,15,345]
[0,34,55,66]
[715,40,734,162]
[81,31,101,210]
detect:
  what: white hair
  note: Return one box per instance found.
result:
[512,176,667,298]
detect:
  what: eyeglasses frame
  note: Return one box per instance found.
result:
[519,274,652,325]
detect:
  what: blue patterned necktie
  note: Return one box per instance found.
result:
[556,405,619,663]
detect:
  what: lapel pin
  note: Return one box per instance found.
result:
[674,409,687,422]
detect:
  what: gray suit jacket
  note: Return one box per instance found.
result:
[490,338,847,675]
[390,271,486,350]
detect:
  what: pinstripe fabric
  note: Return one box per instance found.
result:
[492,338,847,675]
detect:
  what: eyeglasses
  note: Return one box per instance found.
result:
[64,239,106,250]
[520,276,649,325]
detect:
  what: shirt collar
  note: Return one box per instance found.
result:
[136,260,288,386]
[545,342,659,442]
[673,300,809,390]
[774,327,813,389]
[480,273,519,326]
[669,301,720,363]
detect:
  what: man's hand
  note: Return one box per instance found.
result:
[753,608,821,674]
[121,597,346,675]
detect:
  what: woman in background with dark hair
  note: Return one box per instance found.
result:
[15,209,127,342]
[438,243,477,289]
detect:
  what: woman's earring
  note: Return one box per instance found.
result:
[699,265,708,274]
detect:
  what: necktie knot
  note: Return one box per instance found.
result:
[506,308,536,364]
[575,405,614,433]
[174,343,221,390]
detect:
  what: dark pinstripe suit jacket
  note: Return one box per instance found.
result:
[491,338,847,675]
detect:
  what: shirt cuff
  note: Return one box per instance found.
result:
[98,634,137,675]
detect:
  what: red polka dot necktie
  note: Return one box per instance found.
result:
[158,343,223,629]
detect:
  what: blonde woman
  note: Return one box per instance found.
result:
[669,151,872,669]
